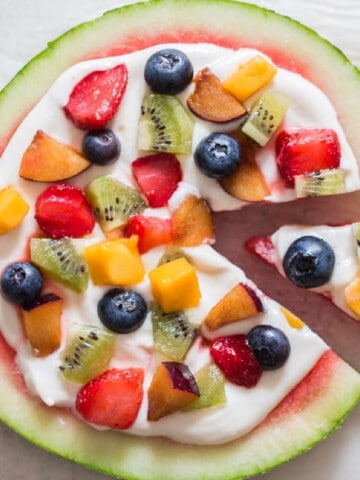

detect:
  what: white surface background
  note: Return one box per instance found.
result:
[0,1,360,479]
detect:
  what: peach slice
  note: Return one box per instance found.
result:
[19,130,91,182]
[203,282,264,331]
[187,67,247,123]
[147,361,200,421]
[21,293,63,357]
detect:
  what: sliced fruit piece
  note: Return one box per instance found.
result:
[183,363,226,411]
[344,277,360,319]
[241,91,290,146]
[60,325,116,384]
[151,302,198,361]
[0,185,29,234]
[21,293,62,357]
[63,64,128,130]
[245,235,276,266]
[204,282,264,331]
[84,236,145,286]
[131,153,183,207]
[148,257,201,313]
[222,55,277,102]
[29,237,88,293]
[294,168,346,198]
[137,93,194,155]
[280,306,305,329]
[171,194,214,246]
[352,222,360,259]
[85,175,146,233]
[19,130,91,182]
[34,184,95,238]
[276,128,341,187]
[124,215,173,253]
[76,367,144,429]
[210,334,263,388]
[147,361,200,421]
[187,67,247,123]
[157,246,188,266]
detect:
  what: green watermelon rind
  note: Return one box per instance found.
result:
[0,0,360,478]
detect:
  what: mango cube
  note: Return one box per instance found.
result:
[222,55,277,102]
[148,257,201,313]
[84,236,145,286]
[280,306,305,329]
[0,185,29,234]
[344,277,360,319]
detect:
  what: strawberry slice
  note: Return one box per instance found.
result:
[132,153,183,207]
[276,128,341,187]
[245,235,276,266]
[35,184,95,238]
[63,64,128,130]
[210,335,262,388]
[76,367,144,430]
[124,214,172,253]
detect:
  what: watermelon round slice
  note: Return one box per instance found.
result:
[0,1,360,480]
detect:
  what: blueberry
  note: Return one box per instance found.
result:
[144,48,193,95]
[194,133,241,179]
[98,288,148,334]
[82,129,120,165]
[1,261,43,307]
[247,325,290,370]
[282,235,335,288]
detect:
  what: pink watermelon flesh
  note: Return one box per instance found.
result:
[0,1,359,479]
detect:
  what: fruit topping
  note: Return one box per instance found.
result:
[344,277,360,319]
[210,335,262,388]
[85,175,146,233]
[275,128,341,187]
[352,222,360,259]
[124,215,173,253]
[147,361,200,421]
[294,168,346,198]
[21,293,63,357]
[137,92,194,155]
[241,91,290,147]
[98,288,148,334]
[157,246,188,266]
[131,152,182,207]
[151,302,197,361]
[60,325,116,384]
[76,367,144,429]
[144,48,193,95]
[187,67,247,123]
[63,64,128,130]
[0,186,29,234]
[82,128,120,165]
[149,257,201,313]
[19,130,91,182]
[203,282,264,331]
[182,363,226,411]
[171,194,214,246]
[34,184,95,238]
[222,55,277,102]
[84,237,145,286]
[280,306,305,329]
[1,261,43,307]
[30,237,88,293]
[282,235,335,288]
[245,235,276,266]
[195,132,242,179]
[247,325,290,370]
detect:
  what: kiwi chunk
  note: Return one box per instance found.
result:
[30,238,88,293]
[241,91,290,146]
[137,93,194,154]
[294,168,346,198]
[157,246,188,266]
[85,175,146,233]
[151,302,197,361]
[183,363,226,411]
[60,325,115,384]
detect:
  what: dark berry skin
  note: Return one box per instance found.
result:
[82,129,120,165]
[282,235,335,288]
[144,48,193,95]
[247,325,290,370]
[1,261,44,307]
[194,133,241,179]
[98,288,147,334]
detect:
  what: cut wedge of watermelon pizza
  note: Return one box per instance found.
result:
[0,1,360,480]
